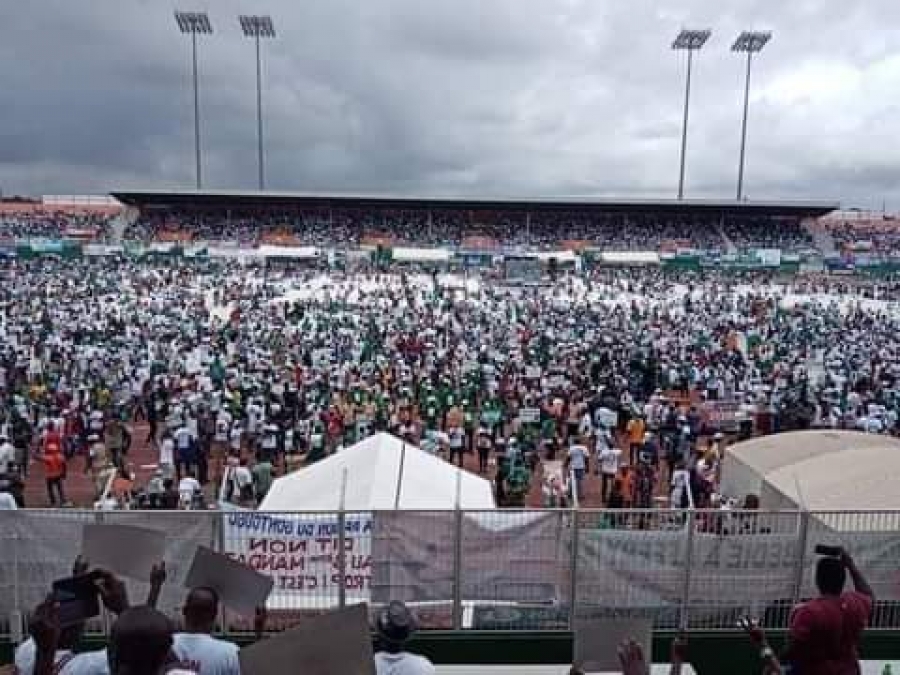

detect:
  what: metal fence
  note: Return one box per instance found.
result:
[1,508,899,638]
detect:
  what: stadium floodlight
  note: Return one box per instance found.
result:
[174,10,214,190]
[672,29,711,201]
[239,15,277,191]
[732,30,772,201]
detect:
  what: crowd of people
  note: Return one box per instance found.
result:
[723,217,815,252]
[2,256,900,513]
[0,209,114,240]
[823,217,900,255]
[121,207,822,252]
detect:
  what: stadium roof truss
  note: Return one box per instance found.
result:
[110,190,839,219]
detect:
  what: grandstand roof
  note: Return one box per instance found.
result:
[110,189,838,217]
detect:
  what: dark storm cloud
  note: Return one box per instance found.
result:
[1,0,899,208]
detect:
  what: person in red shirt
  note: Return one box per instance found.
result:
[42,443,67,507]
[786,547,874,674]
[42,423,62,456]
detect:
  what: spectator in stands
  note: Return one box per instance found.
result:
[0,209,113,241]
[373,600,436,675]
[785,546,873,674]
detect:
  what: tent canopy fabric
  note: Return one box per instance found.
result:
[600,251,660,265]
[259,432,496,511]
[722,430,900,511]
[257,244,319,259]
[391,247,452,263]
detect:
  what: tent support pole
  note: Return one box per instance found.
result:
[791,510,810,606]
[452,470,463,630]
[338,468,348,608]
[394,441,406,509]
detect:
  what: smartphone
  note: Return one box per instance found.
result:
[51,571,101,626]
[814,544,842,557]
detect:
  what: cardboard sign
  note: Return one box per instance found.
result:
[519,408,541,424]
[81,523,166,582]
[595,407,618,429]
[185,545,274,617]
[239,603,374,675]
[573,617,652,673]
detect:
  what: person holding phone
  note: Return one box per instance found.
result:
[16,561,129,675]
[785,546,874,674]
[29,600,197,675]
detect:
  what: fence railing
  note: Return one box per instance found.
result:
[2,507,899,639]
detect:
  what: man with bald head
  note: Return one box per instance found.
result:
[169,587,240,675]
[109,606,194,675]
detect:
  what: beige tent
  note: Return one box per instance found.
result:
[722,430,900,513]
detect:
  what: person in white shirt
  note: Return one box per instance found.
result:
[89,409,105,436]
[228,424,243,455]
[373,601,436,675]
[15,636,108,675]
[170,587,240,675]
[158,432,175,481]
[232,458,254,504]
[598,440,622,504]
[670,460,691,509]
[20,567,131,675]
[260,423,278,460]
[0,486,18,509]
[173,423,194,478]
[178,471,201,509]
[565,440,589,502]
[0,433,15,474]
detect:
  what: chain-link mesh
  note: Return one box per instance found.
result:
[575,509,688,631]
[461,510,571,630]
[1,508,899,637]
[684,510,804,631]
[98,510,215,627]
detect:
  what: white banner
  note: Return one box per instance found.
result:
[221,511,373,607]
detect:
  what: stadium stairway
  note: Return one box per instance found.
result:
[716,221,737,253]
[109,205,139,242]
[808,219,837,256]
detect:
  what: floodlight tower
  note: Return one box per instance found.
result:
[239,15,276,191]
[733,30,772,201]
[174,11,213,190]
[672,29,711,200]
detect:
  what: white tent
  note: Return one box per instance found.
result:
[392,247,452,263]
[257,244,319,259]
[259,432,496,511]
[535,250,576,263]
[722,430,900,512]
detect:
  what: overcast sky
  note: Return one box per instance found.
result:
[0,0,898,209]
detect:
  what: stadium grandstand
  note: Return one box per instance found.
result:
[111,189,836,254]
